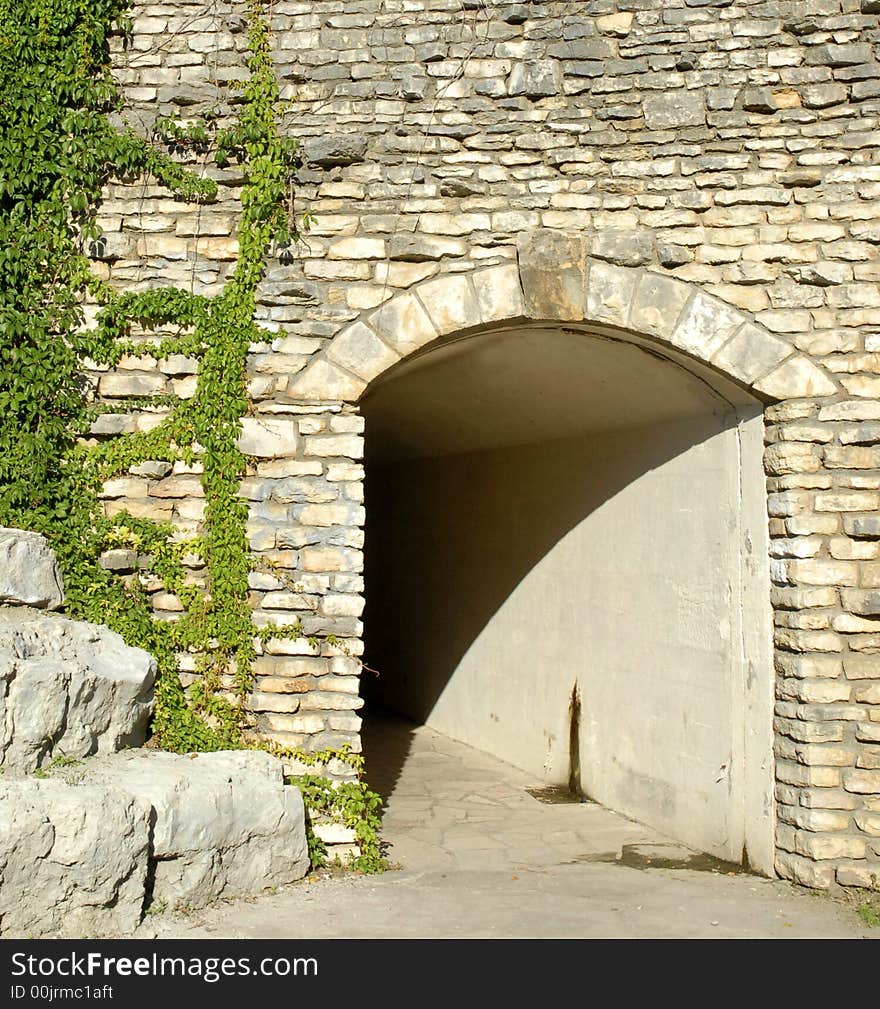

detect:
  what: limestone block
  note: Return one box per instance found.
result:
[844,768,880,793]
[585,261,639,328]
[237,418,299,458]
[507,60,562,98]
[0,779,150,937]
[845,515,880,539]
[367,292,438,358]
[98,373,167,398]
[842,590,880,616]
[755,357,839,399]
[386,234,467,261]
[775,850,836,888]
[837,864,880,888]
[303,434,364,459]
[326,321,400,382]
[303,133,368,168]
[416,273,482,334]
[473,264,525,324]
[0,608,156,774]
[643,91,706,130]
[287,359,367,403]
[589,229,654,268]
[711,323,793,384]
[517,230,587,321]
[629,273,690,339]
[671,292,745,359]
[596,12,632,35]
[327,237,386,260]
[0,528,64,609]
[69,749,309,910]
[418,213,491,236]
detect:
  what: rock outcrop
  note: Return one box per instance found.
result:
[63,749,310,911]
[0,751,310,935]
[0,607,156,773]
[0,778,150,938]
[0,528,64,609]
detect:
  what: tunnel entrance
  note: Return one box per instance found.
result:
[361,323,775,871]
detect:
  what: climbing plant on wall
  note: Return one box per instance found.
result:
[0,0,385,872]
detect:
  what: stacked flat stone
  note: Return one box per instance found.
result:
[80,0,880,888]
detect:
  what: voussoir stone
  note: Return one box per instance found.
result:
[0,528,64,610]
[326,321,400,382]
[415,273,482,333]
[473,264,526,324]
[755,356,839,399]
[0,778,150,938]
[0,608,156,774]
[65,749,310,910]
[585,261,639,328]
[287,359,367,402]
[629,273,690,339]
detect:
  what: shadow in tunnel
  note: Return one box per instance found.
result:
[360,410,739,802]
[359,703,419,808]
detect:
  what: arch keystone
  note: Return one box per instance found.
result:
[516,230,587,321]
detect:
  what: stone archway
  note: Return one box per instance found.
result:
[286,230,838,406]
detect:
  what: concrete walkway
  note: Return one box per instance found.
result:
[145,712,872,939]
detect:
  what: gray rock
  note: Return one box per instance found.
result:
[69,749,310,910]
[0,528,64,609]
[590,230,655,268]
[159,83,208,107]
[0,778,149,938]
[805,44,874,68]
[845,515,880,539]
[508,60,562,99]
[387,233,466,261]
[502,4,530,23]
[644,92,706,130]
[658,244,694,268]
[303,133,368,168]
[0,608,155,773]
[801,83,848,109]
[742,87,779,113]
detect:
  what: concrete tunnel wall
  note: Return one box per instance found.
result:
[362,330,775,867]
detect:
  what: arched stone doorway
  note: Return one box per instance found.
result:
[279,230,841,881]
[360,318,775,871]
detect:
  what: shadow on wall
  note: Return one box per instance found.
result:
[361,411,736,803]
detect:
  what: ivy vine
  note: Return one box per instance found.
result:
[0,0,385,872]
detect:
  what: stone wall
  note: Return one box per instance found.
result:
[86,0,880,886]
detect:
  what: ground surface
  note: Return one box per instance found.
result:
[142,712,874,939]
